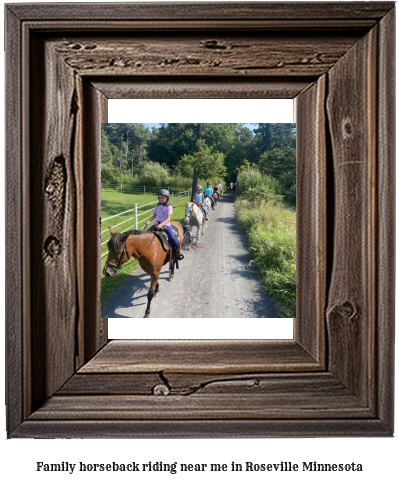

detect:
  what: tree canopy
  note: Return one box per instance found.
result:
[101,122,296,205]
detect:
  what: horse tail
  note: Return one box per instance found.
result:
[182,227,193,250]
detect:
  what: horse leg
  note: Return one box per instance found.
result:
[144,273,159,318]
[154,283,160,296]
[186,226,192,250]
[169,250,175,282]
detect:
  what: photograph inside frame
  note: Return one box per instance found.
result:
[101,100,295,338]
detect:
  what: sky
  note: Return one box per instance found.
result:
[143,123,258,130]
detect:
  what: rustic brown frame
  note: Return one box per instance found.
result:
[5,2,395,437]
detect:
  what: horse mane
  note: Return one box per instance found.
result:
[107,229,145,253]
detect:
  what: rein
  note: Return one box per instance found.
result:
[186,203,198,221]
[105,232,157,274]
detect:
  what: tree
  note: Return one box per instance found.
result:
[259,146,296,196]
[253,123,296,157]
[101,126,114,166]
[101,123,151,171]
[127,124,151,175]
[178,140,227,199]
[147,123,199,168]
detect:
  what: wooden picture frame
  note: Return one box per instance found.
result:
[5,2,395,438]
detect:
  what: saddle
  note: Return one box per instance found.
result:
[153,225,181,268]
[153,225,179,252]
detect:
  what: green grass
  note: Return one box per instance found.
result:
[235,198,296,318]
[101,189,189,308]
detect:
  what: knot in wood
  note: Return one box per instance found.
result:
[83,44,97,51]
[43,236,62,259]
[327,301,359,323]
[343,119,353,137]
[201,40,227,50]
[45,181,56,197]
[152,383,170,396]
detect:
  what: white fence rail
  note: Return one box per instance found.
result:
[101,189,191,259]
[102,184,188,194]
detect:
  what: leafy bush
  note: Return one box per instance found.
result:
[244,186,283,204]
[167,174,193,190]
[236,168,280,198]
[285,184,296,207]
[101,165,138,188]
[135,161,171,186]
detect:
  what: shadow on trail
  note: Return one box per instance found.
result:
[101,268,172,318]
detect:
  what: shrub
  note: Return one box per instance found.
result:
[236,168,280,199]
[101,165,138,188]
[135,161,171,186]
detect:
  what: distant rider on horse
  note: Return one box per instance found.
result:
[146,189,184,260]
[203,181,215,210]
[193,185,209,220]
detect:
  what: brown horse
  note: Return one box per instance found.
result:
[213,191,219,206]
[103,222,189,318]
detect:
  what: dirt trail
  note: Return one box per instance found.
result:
[102,193,278,318]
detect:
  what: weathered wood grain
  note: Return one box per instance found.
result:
[30,37,78,408]
[14,418,391,439]
[53,34,360,78]
[295,76,326,363]
[7,2,394,22]
[79,340,321,374]
[61,371,350,397]
[5,2,395,438]
[326,26,377,405]
[30,397,372,422]
[376,6,395,432]
[92,78,311,100]
[59,372,162,395]
[80,81,109,363]
[5,4,25,437]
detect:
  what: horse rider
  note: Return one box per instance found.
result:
[146,189,184,260]
[193,185,209,220]
[203,181,216,210]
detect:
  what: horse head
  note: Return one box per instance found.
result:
[103,227,130,278]
[184,202,194,224]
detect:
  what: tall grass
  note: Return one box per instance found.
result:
[235,169,296,318]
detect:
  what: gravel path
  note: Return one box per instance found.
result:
[102,193,278,318]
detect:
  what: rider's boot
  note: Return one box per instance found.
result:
[175,247,185,260]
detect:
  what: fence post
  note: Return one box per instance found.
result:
[171,192,174,207]
[144,185,146,194]
[135,203,138,230]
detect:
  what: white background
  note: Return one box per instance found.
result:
[1,1,398,486]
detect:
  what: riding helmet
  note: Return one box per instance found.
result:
[196,185,202,190]
[158,189,170,197]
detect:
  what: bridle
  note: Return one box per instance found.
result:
[185,203,196,223]
[103,233,157,275]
